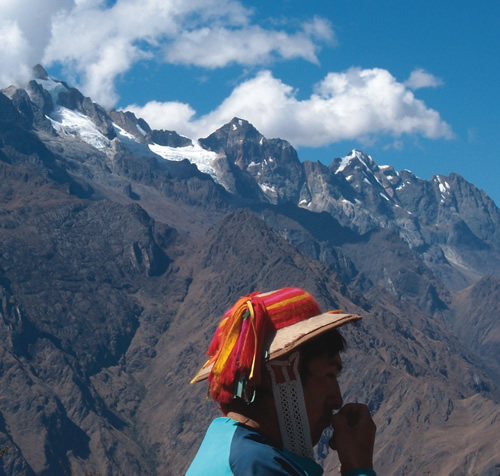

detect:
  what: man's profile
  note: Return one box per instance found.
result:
[187,287,376,475]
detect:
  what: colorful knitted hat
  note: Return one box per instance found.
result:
[191,287,362,403]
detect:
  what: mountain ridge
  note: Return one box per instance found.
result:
[0,65,499,475]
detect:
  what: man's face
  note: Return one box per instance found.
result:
[302,352,343,446]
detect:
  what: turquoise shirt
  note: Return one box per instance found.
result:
[186,417,376,476]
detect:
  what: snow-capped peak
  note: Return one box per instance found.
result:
[336,149,372,174]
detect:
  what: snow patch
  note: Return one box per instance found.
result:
[149,141,218,181]
[136,123,147,136]
[396,180,412,191]
[112,123,158,157]
[114,123,135,141]
[48,106,110,149]
[259,183,276,193]
[372,173,382,186]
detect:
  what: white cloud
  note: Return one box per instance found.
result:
[0,0,333,107]
[127,101,197,137]
[165,17,335,68]
[0,19,32,86]
[166,26,308,67]
[128,68,454,145]
[405,68,444,90]
[0,0,73,87]
[302,16,335,43]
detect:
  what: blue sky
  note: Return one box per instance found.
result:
[1,0,499,205]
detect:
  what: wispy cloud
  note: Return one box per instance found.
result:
[128,69,454,146]
[405,68,444,90]
[165,21,332,68]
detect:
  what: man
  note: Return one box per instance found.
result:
[187,287,376,475]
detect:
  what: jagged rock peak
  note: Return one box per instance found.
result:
[223,117,261,135]
[199,117,263,152]
[147,129,192,148]
[32,64,49,80]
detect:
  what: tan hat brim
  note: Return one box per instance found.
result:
[192,311,362,383]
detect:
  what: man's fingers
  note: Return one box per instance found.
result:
[331,411,349,431]
[337,403,375,429]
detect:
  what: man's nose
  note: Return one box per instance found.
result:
[330,378,343,409]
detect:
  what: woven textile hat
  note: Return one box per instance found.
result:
[191,287,362,403]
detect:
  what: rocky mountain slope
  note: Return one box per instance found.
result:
[0,66,499,475]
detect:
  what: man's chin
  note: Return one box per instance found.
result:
[310,417,333,445]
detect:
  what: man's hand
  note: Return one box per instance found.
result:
[329,403,376,475]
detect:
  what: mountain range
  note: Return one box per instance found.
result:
[0,65,499,475]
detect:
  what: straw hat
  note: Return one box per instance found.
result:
[191,287,362,402]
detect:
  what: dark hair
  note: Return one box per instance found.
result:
[298,329,346,381]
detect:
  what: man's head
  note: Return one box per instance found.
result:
[191,287,361,455]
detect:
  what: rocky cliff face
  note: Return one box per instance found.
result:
[200,118,306,204]
[202,132,500,292]
[0,66,499,475]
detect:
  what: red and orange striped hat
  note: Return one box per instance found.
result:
[191,287,361,403]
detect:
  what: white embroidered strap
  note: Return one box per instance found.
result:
[266,352,314,458]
